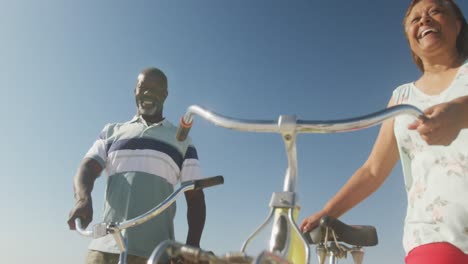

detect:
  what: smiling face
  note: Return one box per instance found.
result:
[404,0,462,64]
[134,69,168,119]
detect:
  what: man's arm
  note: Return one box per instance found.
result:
[67,158,103,230]
[184,189,206,247]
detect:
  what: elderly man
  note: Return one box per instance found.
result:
[68,67,206,264]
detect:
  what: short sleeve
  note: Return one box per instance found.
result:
[179,145,203,183]
[84,124,110,168]
[392,83,411,105]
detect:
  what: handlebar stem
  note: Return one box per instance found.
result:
[278,115,299,193]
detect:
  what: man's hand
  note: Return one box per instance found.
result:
[67,197,93,230]
[408,101,464,146]
[68,158,102,230]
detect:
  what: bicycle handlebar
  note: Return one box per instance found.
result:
[75,218,93,237]
[176,104,424,141]
[173,103,424,264]
[74,176,224,239]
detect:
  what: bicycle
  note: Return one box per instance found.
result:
[74,175,224,264]
[147,104,423,264]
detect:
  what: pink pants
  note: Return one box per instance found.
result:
[405,242,468,264]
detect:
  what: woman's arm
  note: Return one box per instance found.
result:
[300,99,400,232]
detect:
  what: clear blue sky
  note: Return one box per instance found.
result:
[2,1,467,263]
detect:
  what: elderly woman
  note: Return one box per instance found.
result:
[300,0,468,263]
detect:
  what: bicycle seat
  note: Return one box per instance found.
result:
[304,216,378,247]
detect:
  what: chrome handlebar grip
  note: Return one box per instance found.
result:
[75,218,93,237]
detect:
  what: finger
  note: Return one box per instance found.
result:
[67,209,79,230]
[73,213,91,229]
[408,113,430,130]
[423,106,435,117]
[299,221,307,231]
[416,122,433,135]
[67,218,76,230]
[301,225,309,232]
[408,119,421,130]
[419,112,429,121]
[83,216,92,229]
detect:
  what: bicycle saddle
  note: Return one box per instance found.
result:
[304,216,378,247]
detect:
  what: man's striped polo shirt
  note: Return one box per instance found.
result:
[84,116,203,258]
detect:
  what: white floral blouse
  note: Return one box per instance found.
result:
[392,61,468,254]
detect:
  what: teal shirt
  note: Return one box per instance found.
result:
[84,116,203,257]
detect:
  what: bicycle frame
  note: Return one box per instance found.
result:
[75,176,224,264]
[174,104,423,264]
